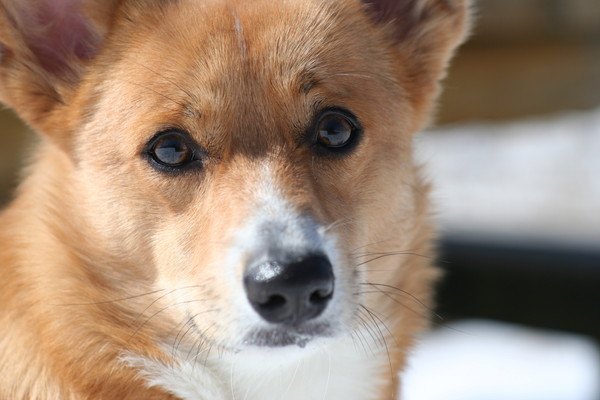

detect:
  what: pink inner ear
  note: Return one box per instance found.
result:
[18,0,99,77]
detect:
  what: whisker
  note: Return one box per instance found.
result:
[359,282,440,319]
[200,335,216,366]
[357,308,384,348]
[358,306,387,348]
[133,285,202,325]
[354,250,434,267]
[360,287,469,335]
[354,313,377,355]
[359,304,394,391]
[350,326,369,356]
[54,288,166,306]
[190,321,221,366]
[356,288,427,315]
[129,299,205,342]
[350,239,397,254]
[172,308,220,357]
[171,316,196,356]
[355,268,399,273]
[359,304,399,348]
[188,321,217,361]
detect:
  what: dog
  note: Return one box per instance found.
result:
[0,0,470,399]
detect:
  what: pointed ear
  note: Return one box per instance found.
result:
[362,0,472,117]
[0,0,118,144]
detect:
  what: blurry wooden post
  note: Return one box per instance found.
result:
[439,0,600,123]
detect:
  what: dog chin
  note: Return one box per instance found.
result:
[243,322,334,348]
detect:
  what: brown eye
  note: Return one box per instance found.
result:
[146,130,201,172]
[314,109,361,152]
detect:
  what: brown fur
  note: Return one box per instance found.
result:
[0,0,470,398]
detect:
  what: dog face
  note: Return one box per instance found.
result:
[0,0,469,352]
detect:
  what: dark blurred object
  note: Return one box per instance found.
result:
[473,0,600,44]
[439,0,600,123]
[0,110,34,207]
[436,236,600,340]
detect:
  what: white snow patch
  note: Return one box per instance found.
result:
[416,108,600,247]
[402,320,600,400]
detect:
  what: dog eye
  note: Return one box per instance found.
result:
[145,130,200,171]
[314,109,361,152]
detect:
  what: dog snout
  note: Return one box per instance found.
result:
[244,253,334,326]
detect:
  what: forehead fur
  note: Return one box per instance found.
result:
[118,0,396,68]
[83,0,404,156]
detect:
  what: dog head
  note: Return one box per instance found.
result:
[0,0,469,352]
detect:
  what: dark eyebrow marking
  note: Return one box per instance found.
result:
[183,104,201,119]
[299,70,321,94]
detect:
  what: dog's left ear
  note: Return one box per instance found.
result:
[361,0,472,119]
[0,0,118,147]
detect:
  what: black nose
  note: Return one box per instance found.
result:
[244,253,334,325]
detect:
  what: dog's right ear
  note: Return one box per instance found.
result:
[0,0,118,147]
[360,0,472,126]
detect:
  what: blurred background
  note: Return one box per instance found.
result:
[1,0,599,399]
[407,1,600,399]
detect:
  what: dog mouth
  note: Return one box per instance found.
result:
[185,310,333,351]
[243,322,333,348]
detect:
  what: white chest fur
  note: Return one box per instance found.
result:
[125,335,388,400]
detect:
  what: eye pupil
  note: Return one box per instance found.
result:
[154,138,189,165]
[316,112,356,149]
[148,131,196,169]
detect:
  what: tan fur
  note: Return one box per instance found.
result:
[0,0,470,398]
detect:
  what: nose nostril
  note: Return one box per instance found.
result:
[260,294,287,311]
[309,287,333,305]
